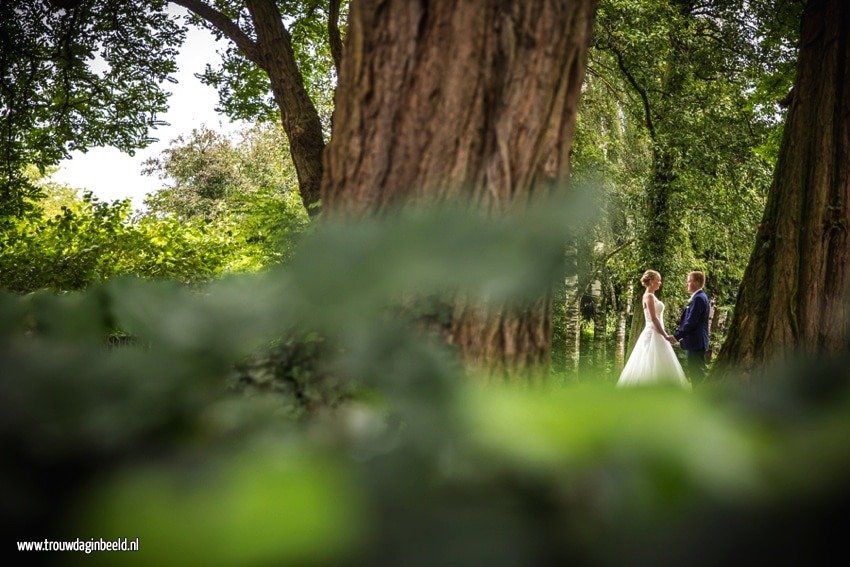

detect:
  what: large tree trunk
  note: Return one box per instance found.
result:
[715,0,850,376]
[323,0,596,212]
[322,0,597,374]
[171,0,326,216]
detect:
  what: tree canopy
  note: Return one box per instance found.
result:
[0,0,185,217]
[0,0,345,219]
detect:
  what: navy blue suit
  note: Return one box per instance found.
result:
[674,289,710,380]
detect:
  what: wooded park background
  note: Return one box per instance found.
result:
[2,0,850,564]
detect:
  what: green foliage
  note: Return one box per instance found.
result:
[2,197,849,564]
[591,0,783,282]
[194,0,343,135]
[80,447,365,565]
[143,123,310,269]
[0,0,185,216]
[559,0,801,367]
[198,43,279,124]
[230,334,349,419]
[1,123,309,302]
[0,181,232,293]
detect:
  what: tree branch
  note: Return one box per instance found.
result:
[169,0,262,64]
[47,0,84,10]
[611,47,656,141]
[585,63,625,104]
[568,238,636,308]
[328,0,343,76]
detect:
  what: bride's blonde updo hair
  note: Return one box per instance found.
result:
[640,269,661,287]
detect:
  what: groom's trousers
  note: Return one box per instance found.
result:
[685,350,708,383]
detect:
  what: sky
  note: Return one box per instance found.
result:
[50,9,246,210]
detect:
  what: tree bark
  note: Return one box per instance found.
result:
[322,0,596,375]
[171,0,326,216]
[715,0,850,377]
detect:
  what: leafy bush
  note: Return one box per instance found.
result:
[229,333,350,419]
[2,196,849,565]
[142,123,310,269]
[0,190,232,292]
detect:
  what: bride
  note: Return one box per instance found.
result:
[617,270,691,389]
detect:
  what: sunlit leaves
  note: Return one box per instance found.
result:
[3,197,850,562]
[567,0,799,351]
[142,123,309,268]
[0,0,186,215]
[194,0,342,133]
[74,448,366,566]
[0,187,232,292]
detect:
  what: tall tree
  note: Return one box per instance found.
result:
[321,0,597,374]
[592,0,788,354]
[595,0,700,336]
[0,0,341,220]
[716,0,850,376]
[171,0,340,216]
[0,0,184,218]
[142,123,308,266]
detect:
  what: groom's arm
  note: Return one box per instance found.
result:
[674,295,708,340]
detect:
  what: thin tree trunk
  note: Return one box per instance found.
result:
[625,282,643,357]
[171,0,326,216]
[591,278,606,368]
[328,0,343,77]
[322,0,597,375]
[615,283,632,371]
[246,0,325,216]
[706,297,716,361]
[715,0,850,377]
[564,243,582,374]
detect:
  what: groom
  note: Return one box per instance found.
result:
[670,271,710,382]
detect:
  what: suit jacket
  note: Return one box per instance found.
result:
[674,289,710,352]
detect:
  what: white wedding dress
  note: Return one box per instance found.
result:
[617,294,691,389]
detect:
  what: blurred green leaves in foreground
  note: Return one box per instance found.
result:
[2,192,850,565]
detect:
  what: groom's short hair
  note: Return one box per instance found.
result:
[689,271,706,287]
